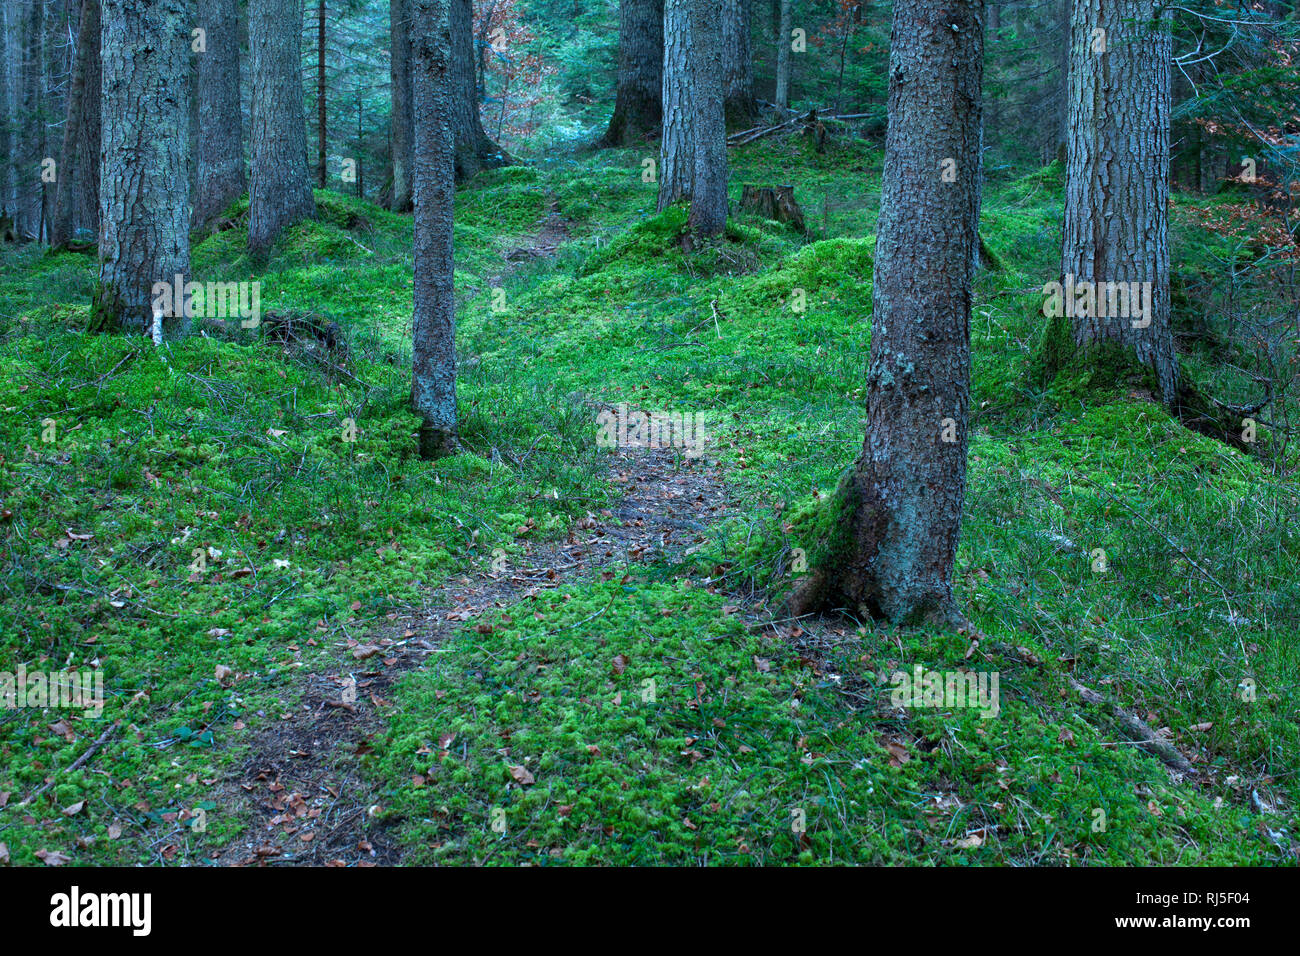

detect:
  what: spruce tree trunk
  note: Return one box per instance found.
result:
[688,0,727,236]
[316,0,326,188]
[790,0,984,625]
[194,0,244,229]
[411,0,458,458]
[95,0,192,336]
[773,0,791,113]
[52,0,100,248]
[657,0,695,210]
[1055,0,1177,404]
[248,0,314,254]
[0,4,10,232]
[17,0,46,240]
[450,0,508,181]
[721,0,755,127]
[601,0,663,147]
[390,0,414,210]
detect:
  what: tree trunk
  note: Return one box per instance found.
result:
[688,0,727,237]
[601,0,663,147]
[721,0,755,127]
[1051,0,1177,405]
[0,3,10,234]
[411,0,458,458]
[773,0,791,113]
[316,0,326,188]
[790,0,984,625]
[194,0,244,229]
[51,0,100,248]
[94,0,192,336]
[17,0,46,240]
[657,0,695,210]
[248,0,314,254]
[390,0,414,210]
[450,0,509,181]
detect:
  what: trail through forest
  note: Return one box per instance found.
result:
[213,443,730,864]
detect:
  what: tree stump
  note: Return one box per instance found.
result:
[739,184,806,232]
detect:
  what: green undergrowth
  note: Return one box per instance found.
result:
[3,136,1297,866]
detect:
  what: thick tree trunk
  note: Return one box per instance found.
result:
[411,0,458,458]
[450,0,508,181]
[194,0,244,229]
[390,0,414,210]
[657,0,695,210]
[773,0,791,113]
[721,0,755,127]
[601,0,663,147]
[52,0,100,248]
[316,0,326,188]
[1052,0,1177,404]
[790,0,984,625]
[688,0,727,237]
[248,0,314,253]
[94,0,192,336]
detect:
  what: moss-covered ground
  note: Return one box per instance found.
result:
[1,137,1295,865]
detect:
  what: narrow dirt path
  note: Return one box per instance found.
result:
[211,446,730,865]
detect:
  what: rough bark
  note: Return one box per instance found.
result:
[688,0,727,237]
[411,0,458,458]
[789,0,984,625]
[450,0,508,181]
[316,0,326,188]
[17,0,46,239]
[194,0,244,229]
[601,0,663,147]
[657,0,695,210]
[773,0,791,113]
[721,0,755,127]
[52,0,100,248]
[94,0,192,336]
[390,0,414,210]
[0,3,11,234]
[1052,0,1177,405]
[248,0,314,254]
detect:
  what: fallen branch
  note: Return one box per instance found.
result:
[16,722,119,808]
[1068,678,1195,775]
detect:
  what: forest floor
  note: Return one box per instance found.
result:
[1,138,1297,865]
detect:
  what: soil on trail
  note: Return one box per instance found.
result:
[211,447,730,866]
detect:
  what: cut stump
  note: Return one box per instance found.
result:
[739,184,806,232]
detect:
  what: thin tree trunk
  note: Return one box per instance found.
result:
[317,0,326,188]
[688,0,727,236]
[51,0,99,248]
[411,0,457,458]
[248,0,314,253]
[450,0,509,181]
[94,0,192,335]
[657,0,695,210]
[1051,0,1177,404]
[195,0,244,228]
[601,0,663,147]
[790,0,984,625]
[773,0,791,113]
[0,2,10,234]
[390,0,414,210]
